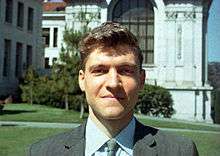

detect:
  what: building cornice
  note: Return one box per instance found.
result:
[164,0,212,8]
[64,0,107,6]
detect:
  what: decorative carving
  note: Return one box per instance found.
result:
[165,11,177,20]
[166,11,196,21]
[184,11,196,20]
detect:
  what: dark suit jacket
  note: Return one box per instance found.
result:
[28,120,198,156]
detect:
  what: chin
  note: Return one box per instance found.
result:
[101,109,128,120]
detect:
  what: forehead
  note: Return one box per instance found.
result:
[85,45,138,68]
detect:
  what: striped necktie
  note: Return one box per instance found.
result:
[107,139,119,156]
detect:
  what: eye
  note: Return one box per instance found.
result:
[92,68,108,75]
[119,67,135,75]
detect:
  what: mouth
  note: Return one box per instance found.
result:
[101,95,125,100]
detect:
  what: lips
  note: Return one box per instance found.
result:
[101,95,125,100]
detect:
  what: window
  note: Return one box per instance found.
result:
[27,7,34,31]
[15,42,23,77]
[17,2,24,28]
[5,0,13,23]
[3,39,11,77]
[109,0,154,64]
[45,57,50,69]
[53,28,58,47]
[42,28,50,47]
[98,12,101,19]
[26,45,33,68]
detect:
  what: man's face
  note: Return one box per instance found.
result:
[78,45,145,122]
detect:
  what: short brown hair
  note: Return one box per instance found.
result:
[79,21,143,70]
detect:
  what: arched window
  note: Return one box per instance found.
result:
[108,0,154,64]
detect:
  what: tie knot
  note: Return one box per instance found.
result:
[107,139,119,155]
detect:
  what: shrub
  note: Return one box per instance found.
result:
[136,84,175,118]
[20,67,86,112]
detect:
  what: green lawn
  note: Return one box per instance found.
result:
[1,104,220,132]
[175,131,220,156]
[0,127,219,156]
[138,118,220,132]
[0,104,87,123]
[0,126,69,156]
[1,104,220,156]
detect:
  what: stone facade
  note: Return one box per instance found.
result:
[42,0,107,66]
[0,0,44,96]
[42,0,213,122]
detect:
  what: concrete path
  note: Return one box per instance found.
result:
[0,121,79,128]
[1,121,220,134]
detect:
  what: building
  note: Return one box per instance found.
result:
[42,0,107,67]
[42,0,213,122]
[0,0,44,96]
[42,1,67,67]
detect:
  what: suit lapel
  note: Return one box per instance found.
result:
[133,120,158,156]
[59,119,159,156]
[65,138,85,156]
[62,121,87,156]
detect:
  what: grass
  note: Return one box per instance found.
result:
[0,126,69,156]
[0,104,220,156]
[0,126,219,156]
[175,131,220,156]
[138,118,220,132]
[1,104,220,132]
[0,103,87,123]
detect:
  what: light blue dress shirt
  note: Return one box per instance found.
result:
[85,117,136,156]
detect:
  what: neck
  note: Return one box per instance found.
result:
[89,110,133,138]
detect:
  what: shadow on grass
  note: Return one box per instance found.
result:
[0,110,37,115]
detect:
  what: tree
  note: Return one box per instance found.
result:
[51,8,96,116]
[51,46,81,111]
[20,67,39,105]
[63,29,83,53]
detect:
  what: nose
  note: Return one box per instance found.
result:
[106,68,121,89]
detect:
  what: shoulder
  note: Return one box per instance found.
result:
[28,124,85,156]
[134,120,198,155]
[155,130,198,155]
[135,119,194,145]
[156,129,195,146]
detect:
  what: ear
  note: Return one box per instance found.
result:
[78,70,85,91]
[139,69,146,90]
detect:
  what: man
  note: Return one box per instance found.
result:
[29,22,198,156]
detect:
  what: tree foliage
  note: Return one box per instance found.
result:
[20,8,94,118]
[20,67,39,105]
[51,46,81,110]
[63,29,83,52]
[208,62,220,89]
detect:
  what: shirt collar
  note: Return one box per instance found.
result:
[85,117,135,156]
[115,117,135,155]
[85,117,110,156]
